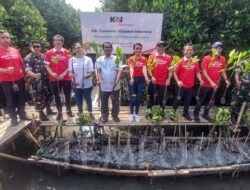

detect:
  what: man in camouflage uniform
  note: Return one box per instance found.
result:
[24,41,56,121]
[230,53,250,125]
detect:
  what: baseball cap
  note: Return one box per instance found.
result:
[211,41,223,48]
[156,40,166,47]
[30,40,41,47]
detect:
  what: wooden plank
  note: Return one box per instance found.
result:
[0,120,31,148]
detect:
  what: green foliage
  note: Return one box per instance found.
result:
[31,0,81,48]
[76,113,93,126]
[169,109,180,122]
[214,107,231,125]
[146,105,166,123]
[1,0,47,49]
[0,5,8,30]
[100,0,250,56]
[169,55,181,72]
[115,46,124,65]
[87,42,102,60]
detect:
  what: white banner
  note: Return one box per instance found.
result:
[80,12,163,54]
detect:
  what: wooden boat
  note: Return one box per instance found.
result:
[0,107,250,177]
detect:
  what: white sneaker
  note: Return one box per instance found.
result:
[134,114,141,122]
[128,114,134,121]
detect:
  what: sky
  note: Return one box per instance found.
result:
[65,0,101,12]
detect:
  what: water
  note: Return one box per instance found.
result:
[1,158,250,190]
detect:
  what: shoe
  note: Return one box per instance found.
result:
[202,114,213,122]
[46,106,57,115]
[194,115,200,123]
[19,114,32,121]
[113,117,120,122]
[101,118,108,123]
[67,111,74,117]
[11,118,18,126]
[134,114,141,122]
[182,113,192,121]
[39,111,49,121]
[56,113,63,121]
[128,114,134,122]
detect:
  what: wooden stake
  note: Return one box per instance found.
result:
[234,102,247,132]
[243,131,250,146]
[198,132,204,156]
[216,130,222,153]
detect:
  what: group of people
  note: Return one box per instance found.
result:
[0,30,249,126]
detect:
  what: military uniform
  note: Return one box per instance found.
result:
[24,53,53,113]
[230,66,250,124]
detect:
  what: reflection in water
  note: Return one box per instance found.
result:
[1,159,250,190]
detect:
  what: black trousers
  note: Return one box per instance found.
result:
[0,78,26,119]
[50,80,72,114]
[194,87,214,115]
[173,87,193,114]
[101,89,120,119]
[147,83,166,108]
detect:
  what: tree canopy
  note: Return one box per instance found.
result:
[100,0,250,56]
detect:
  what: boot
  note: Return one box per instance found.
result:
[39,110,49,121]
[56,112,63,121]
[202,108,213,122]
[46,106,57,115]
[182,112,192,121]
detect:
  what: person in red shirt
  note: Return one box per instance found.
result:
[45,34,73,120]
[194,42,230,122]
[172,43,203,121]
[127,43,150,121]
[147,41,172,108]
[0,30,31,126]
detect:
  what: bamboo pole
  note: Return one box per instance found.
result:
[198,132,204,156]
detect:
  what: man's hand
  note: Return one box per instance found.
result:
[199,79,204,86]
[166,79,171,86]
[225,79,230,88]
[58,73,66,80]
[236,80,241,89]
[177,80,183,88]
[34,73,41,80]
[51,72,58,79]
[151,77,156,84]
[211,82,218,91]
[130,78,134,85]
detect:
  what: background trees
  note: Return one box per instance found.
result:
[99,0,250,56]
[0,0,249,57]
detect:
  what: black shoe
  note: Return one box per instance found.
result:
[182,113,192,121]
[19,114,32,121]
[113,117,120,122]
[46,106,57,115]
[194,115,200,122]
[56,113,63,121]
[11,118,18,126]
[67,111,74,117]
[101,118,108,123]
[202,114,213,122]
[39,111,49,121]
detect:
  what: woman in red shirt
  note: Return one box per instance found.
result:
[127,43,150,121]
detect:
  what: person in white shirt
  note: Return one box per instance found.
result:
[68,42,94,116]
[95,42,122,123]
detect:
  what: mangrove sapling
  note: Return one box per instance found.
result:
[145,105,166,124]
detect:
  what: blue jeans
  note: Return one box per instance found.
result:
[74,86,93,113]
[128,77,145,114]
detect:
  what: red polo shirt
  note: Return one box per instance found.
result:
[128,55,147,78]
[175,57,200,88]
[0,47,24,81]
[201,55,226,88]
[148,53,172,85]
[45,48,71,81]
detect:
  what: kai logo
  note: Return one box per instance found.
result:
[110,16,123,23]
